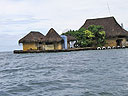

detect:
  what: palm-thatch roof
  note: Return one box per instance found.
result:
[67,35,77,41]
[19,31,45,43]
[45,28,63,43]
[81,16,128,38]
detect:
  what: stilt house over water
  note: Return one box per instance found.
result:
[19,28,76,51]
[45,28,63,50]
[19,31,45,51]
[81,16,128,47]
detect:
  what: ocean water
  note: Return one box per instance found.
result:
[0,49,128,96]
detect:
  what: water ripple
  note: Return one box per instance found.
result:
[0,49,128,96]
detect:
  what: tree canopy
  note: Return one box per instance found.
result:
[62,25,106,47]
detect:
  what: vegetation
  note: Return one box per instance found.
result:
[88,25,106,46]
[62,25,106,47]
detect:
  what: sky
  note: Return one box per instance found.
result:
[0,0,128,51]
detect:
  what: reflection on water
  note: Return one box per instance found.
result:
[0,49,128,96]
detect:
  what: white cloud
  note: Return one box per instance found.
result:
[0,0,128,51]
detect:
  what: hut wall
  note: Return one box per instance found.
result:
[23,43,37,51]
[105,38,117,47]
[45,44,54,50]
[67,42,70,49]
[54,42,62,50]
[121,38,127,46]
[44,42,62,50]
[105,38,127,47]
[126,42,128,47]
[40,43,45,50]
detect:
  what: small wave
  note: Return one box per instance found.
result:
[7,84,33,93]
[0,68,24,73]
[0,91,12,96]
[28,80,63,87]
[67,68,94,74]
[44,86,65,92]
[20,55,36,59]
[82,91,98,96]
[44,83,72,92]
[62,79,80,83]
[98,92,114,96]
[0,57,4,60]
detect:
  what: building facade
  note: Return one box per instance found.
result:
[19,31,45,51]
[44,28,63,50]
[81,16,128,47]
[19,28,77,51]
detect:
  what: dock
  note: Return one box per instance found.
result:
[13,46,128,54]
[13,47,96,54]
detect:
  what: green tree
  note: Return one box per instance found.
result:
[62,28,87,47]
[88,25,106,46]
[84,30,95,46]
[62,25,106,47]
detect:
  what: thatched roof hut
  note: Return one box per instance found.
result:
[19,31,45,43]
[45,28,63,43]
[67,35,77,41]
[81,16,128,38]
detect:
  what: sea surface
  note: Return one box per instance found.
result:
[0,49,128,96]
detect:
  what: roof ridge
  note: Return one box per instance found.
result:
[86,16,114,21]
[30,31,41,33]
[45,28,63,42]
[19,31,45,43]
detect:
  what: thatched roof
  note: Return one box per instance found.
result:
[45,28,63,43]
[81,16,128,38]
[67,35,77,41]
[19,31,45,43]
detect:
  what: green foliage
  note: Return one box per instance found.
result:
[88,25,106,46]
[84,30,95,39]
[62,25,106,47]
[62,28,87,47]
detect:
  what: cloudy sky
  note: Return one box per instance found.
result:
[0,0,128,51]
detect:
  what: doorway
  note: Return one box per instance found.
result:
[116,39,123,46]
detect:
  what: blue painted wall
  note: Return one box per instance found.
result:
[61,35,68,49]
